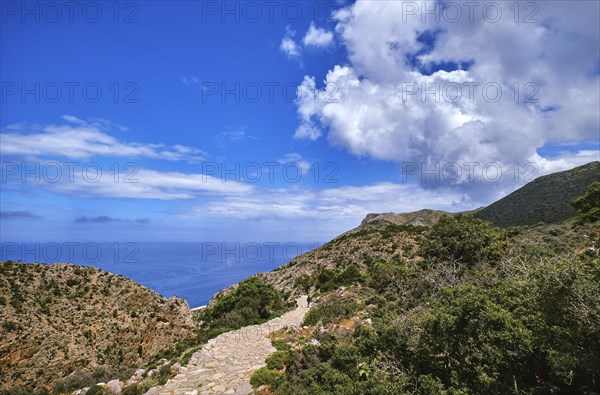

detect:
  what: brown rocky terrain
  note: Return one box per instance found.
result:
[0,262,195,392]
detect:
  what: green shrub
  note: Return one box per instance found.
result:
[572,182,600,222]
[250,367,282,388]
[294,274,312,293]
[412,285,534,393]
[572,182,600,214]
[420,214,508,266]
[2,321,17,332]
[180,345,201,365]
[66,278,79,287]
[0,388,49,395]
[53,367,116,393]
[200,277,288,332]
[314,268,339,292]
[266,350,290,370]
[303,298,361,326]
[337,264,362,286]
[313,264,362,293]
[271,340,292,352]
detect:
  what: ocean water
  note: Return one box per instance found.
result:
[0,242,320,308]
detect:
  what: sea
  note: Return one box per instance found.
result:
[0,241,321,308]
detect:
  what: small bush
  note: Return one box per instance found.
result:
[303,298,361,326]
[271,340,292,352]
[314,264,362,293]
[53,367,116,393]
[250,367,282,388]
[266,350,290,370]
[200,277,288,331]
[2,321,17,332]
[572,182,600,214]
[572,182,600,222]
[337,264,362,286]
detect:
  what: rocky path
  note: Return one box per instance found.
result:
[145,296,310,395]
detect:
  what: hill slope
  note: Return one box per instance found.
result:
[360,209,452,226]
[476,161,600,227]
[247,221,424,299]
[0,262,195,392]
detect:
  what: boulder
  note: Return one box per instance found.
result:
[106,379,124,394]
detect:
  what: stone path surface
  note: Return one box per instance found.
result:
[144,296,310,395]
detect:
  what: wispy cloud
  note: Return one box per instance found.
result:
[180,75,200,86]
[0,115,205,162]
[0,210,42,219]
[8,165,255,201]
[213,127,257,147]
[278,153,313,173]
[74,215,150,224]
[187,182,472,221]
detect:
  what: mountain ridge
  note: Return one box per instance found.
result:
[476,161,600,227]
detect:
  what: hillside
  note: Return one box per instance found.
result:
[241,183,600,394]
[0,262,195,393]
[476,161,600,227]
[248,222,424,300]
[360,209,452,226]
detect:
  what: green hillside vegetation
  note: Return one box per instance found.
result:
[198,277,293,333]
[251,185,600,394]
[572,181,600,223]
[476,161,600,227]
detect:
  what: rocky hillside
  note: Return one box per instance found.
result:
[253,222,425,298]
[208,222,424,306]
[360,209,452,226]
[476,161,600,227]
[0,262,195,393]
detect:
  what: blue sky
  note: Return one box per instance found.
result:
[1,0,599,243]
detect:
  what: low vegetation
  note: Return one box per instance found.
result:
[198,276,293,333]
[572,181,600,223]
[251,199,600,394]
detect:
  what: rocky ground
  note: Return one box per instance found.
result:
[0,262,195,392]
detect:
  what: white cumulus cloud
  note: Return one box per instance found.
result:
[303,22,334,47]
[293,1,600,195]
